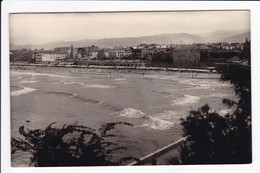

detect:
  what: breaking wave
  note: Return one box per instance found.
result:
[115,108,146,118]
[114,78,126,81]
[144,75,178,83]
[141,117,174,130]
[180,80,231,90]
[83,84,116,89]
[114,108,174,130]
[172,94,200,105]
[60,81,116,89]
[11,71,69,78]
[208,93,230,98]
[156,110,186,121]
[18,80,38,84]
[11,86,38,96]
[48,91,121,111]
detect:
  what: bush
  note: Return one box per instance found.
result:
[11,121,136,166]
[173,64,251,164]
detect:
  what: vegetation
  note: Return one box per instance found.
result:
[172,64,251,164]
[10,49,34,62]
[11,121,137,166]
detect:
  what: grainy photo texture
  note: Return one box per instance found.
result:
[10,11,251,166]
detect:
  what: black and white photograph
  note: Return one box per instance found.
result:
[3,3,254,170]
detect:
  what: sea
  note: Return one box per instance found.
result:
[10,66,237,166]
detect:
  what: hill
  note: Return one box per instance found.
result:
[10,30,250,50]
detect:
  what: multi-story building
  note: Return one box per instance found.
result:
[108,49,132,59]
[77,45,99,60]
[68,45,78,59]
[172,47,201,67]
[124,49,133,57]
[33,50,67,63]
[88,51,99,59]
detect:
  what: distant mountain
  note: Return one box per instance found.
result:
[10,30,250,50]
[199,29,250,43]
[221,32,250,43]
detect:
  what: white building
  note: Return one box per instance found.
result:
[34,51,66,63]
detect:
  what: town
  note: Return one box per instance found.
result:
[10,38,250,72]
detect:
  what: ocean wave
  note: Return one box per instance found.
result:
[48,91,121,111]
[114,78,126,81]
[149,90,172,95]
[47,91,77,97]
[172,94,200,105]
[18,80,38,84]
[115,108,174,130]
[11,71,69,78]
[207,93,230,98]
[60,81,116,89]
[156,110,186,120]
[115,108,146,118]
[11,86,38,96]
[83,84,116,89]
[141,116,174,130]
[179,79,231,90]
[144,75,177,83]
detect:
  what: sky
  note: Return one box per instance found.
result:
[9,11,250,45]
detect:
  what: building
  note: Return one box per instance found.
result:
[108,49,132,59]
[97,49,110,59]
[77,45,99,60]
[172,47,201,67]
[69,45,78,59]
[88,51,99,59]
[33,50,66,63]
[77,48,87,60]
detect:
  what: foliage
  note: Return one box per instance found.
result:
[11,121,137,166]
[173,64,251,164]
[10,49,34,62]
[240,38,250,64]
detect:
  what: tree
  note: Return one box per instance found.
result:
[11,121,136,166]
[172,64,251,164]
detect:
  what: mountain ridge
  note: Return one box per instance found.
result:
[10,30,250,50]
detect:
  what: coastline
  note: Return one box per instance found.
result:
[10,62,217,74]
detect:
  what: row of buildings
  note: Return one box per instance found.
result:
[32,40,248,67]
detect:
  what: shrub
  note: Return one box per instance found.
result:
[172,64,251,164]
[11,121,136,166]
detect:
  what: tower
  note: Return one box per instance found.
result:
[70,44,74,59]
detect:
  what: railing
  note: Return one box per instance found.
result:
[127,137,187,166]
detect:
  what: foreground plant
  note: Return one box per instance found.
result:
[172,64,251,164]
[11,121,136,166]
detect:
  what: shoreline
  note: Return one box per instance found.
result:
[10,63,217,74]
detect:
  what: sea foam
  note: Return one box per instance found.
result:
[11,71,69,78]
[114,78,126,81]
[208,93,230,98]
[60,81,116,89]
[116,108,146,118]
[115,108,174,130]
[172,94,200,105]
[141,116,174,130]
[11,86,38,96]
[18,80,37,84]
